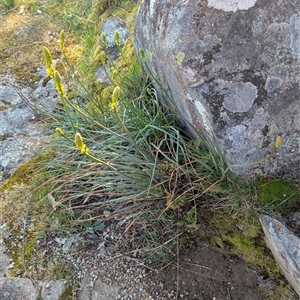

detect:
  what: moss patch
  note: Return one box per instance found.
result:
[256,178,299,213]
[206,211,285,280]
[0,151,53,191]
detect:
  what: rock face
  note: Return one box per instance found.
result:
[134,0,300,180]
[0,72,57,181]
[260,215,300,297]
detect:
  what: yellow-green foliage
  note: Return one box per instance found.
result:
[209,210,298,297]
[0,152,55,278]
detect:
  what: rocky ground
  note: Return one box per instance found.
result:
[0,222,267,300]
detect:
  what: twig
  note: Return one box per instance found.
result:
[9,79,42,118]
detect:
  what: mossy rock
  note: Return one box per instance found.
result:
[0,151,53,192]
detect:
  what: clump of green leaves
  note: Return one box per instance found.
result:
[40,29,235,260]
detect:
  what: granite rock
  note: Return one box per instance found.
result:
[134,0,300,180]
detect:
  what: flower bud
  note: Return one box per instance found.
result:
[111,86,121,109]
[101,33,108,49]
[55,128,64,136]
[275,136,282,149]
[115,30,121,47]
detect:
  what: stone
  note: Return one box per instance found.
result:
[97,17,131,85]
[0,85,30,107]
[0,278,67,300]
[0,230,67,300]
[0,71,58,181]
[260,215,300,297]
[100,17,130,60]
[78,273,119,300]
[134,0,300,180]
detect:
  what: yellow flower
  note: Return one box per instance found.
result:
[74,132,84,151]
[100,50,106,65]
[111,86,121,110]
[115,30,121,47]
[43,47,54,77]
[53,71,65,96]
[59,30,66,52]
[112,69,118,82]
[275,136,282,149]
[55,128,64,136]
[101,33,108,49]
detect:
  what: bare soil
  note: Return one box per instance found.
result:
[145,246,264,300]
[69,236,267,300]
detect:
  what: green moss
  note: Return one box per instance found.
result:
[207,209,298,298]
[208,211,284,279]
[226,233,282,278]
[6,231,38,277]
[264,282,298,300]
[1,151,55,279]
[256,178,299,213]
[0,152,53,191]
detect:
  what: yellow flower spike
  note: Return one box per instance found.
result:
[112,69,118,82]
[74,132,85,151]
[43,46,54,77]
[100,50,106,65]
[81,144,88,154]
[139,48,146,61]
[59,30,66,53]
[53,71,65,96]
[111,86,121,110]
[55,128,64,136]
[275,136,283,149]
[97,79,102,92]
[115,30,121,47]
[101,33,108,49]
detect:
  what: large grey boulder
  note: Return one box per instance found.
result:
[134,0,300,180]
[260,215,300,297]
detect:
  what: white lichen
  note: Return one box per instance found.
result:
[207,0,257,13]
